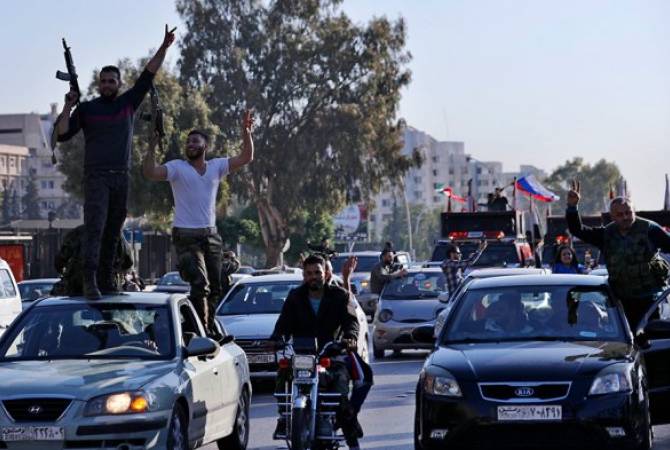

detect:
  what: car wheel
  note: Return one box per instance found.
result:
[217,388,250,450]
[167,403,188,450]
[636,394,653,450]
[373,343,384,359]
[414,402,423,450]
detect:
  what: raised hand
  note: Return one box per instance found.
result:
[342,256,358,279]
[161,24,177,50]
[567,179,581,207]
[64,89,79,108]
[242,109,255,135]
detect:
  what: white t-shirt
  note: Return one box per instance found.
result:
[164,158,230,228]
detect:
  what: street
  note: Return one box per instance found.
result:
[201,350,670,450]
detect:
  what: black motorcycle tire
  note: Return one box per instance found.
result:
[290,405,312,450]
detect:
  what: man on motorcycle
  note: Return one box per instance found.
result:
[271,254,362,450]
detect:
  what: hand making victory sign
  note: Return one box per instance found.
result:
[567,179,581,207]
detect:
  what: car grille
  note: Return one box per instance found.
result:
[2,398,72,422]
[236,339,274,354]
[479,382,571,402]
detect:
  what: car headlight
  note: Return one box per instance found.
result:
[378,309,393,323]
[589,367,633,396]
[84,391,153,416]
[423,369,462,397]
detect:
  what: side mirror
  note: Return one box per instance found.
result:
[438,292,451,303]
[412,325,436,344]
[643,320,670,340]
[185,336,220,359]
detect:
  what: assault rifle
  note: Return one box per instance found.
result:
[142,83,165,151]
[50,38,81,161]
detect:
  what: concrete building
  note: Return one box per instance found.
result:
[368,126,550,241]
[0,106,76,219]
[0,144,29,198]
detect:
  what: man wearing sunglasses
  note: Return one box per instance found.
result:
[441,240,488,297]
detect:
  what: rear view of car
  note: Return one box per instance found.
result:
[17,278,59,308]
[373,268,446,358]
[152,271,190,294]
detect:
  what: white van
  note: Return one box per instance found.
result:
[0,258,21,336]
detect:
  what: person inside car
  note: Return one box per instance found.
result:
[484,293,534,335]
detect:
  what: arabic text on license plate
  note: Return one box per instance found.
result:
[1,426,64,441]
[248,353,275,364]
[497,405,562,421]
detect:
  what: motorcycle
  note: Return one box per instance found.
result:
[273,338,349,450]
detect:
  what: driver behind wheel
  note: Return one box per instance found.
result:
[270,254,362,450]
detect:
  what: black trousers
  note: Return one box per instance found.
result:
[82,170,129,279]
[620,295,659,332]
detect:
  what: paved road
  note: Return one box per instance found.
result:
[201,351,670,450]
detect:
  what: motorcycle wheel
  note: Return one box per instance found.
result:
[290,405,312,450]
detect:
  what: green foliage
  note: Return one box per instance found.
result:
[286,211,334,263]
[22,169,41,219]
[545,157,622,215]
[177,0,415,265]
[56,59,220,222]
[217,216,261,249]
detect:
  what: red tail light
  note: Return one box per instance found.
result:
[278,357,290,369]
[448,231,469,240]
[319,357,331,369]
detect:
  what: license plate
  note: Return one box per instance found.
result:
[1,426,64,441]
[248,353,275,364]
[497,405,562,421]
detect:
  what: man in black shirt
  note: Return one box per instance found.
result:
[57,25,176,299]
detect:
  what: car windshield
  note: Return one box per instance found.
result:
[218,281,301,315]
[158,273,188,286]
[18,282,55,301]
[0,303,175,361]
[443,285,625,343]
[382,272,446,299]
[331,256,379,273]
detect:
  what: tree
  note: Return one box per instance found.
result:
[544,157,623,215]
[22,169,41,219]
[382,202,441,261]
[217,216,261,250]
[177,0,418,266]
[57,59,220,223]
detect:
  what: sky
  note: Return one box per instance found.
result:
[1,0,669,209]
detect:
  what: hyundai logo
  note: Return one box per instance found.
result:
[28,405,43,415]
[514,387,535,397]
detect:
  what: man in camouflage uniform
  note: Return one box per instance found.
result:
[142,112,255,336]
[566,181,670,328]
[52,225,134,296]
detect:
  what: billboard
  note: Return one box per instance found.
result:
[334,204,368,242]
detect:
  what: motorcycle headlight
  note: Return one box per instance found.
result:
[378,309,393,323]
[589,367,632,396]
[84,391,153,416]
[423,369,462,397]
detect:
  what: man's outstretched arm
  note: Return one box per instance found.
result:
[229,110,255,173]
[146,25,176,74]
[565,180,605,249]
[142,133,167,181]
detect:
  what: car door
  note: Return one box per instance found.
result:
[639,289,670,425]
[0,268,21,333]
[178,302,224,443]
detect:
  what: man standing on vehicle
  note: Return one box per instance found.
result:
[271,254,362,450]
[566,181,670,328]
[56,26,177,300]
[442,240,488,296]
[142,111,255,337]
[370,243,408,295]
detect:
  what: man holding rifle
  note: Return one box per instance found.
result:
[56,26,176,299]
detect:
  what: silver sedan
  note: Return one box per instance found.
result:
[0,292,251,450]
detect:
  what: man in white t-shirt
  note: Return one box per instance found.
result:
[142,111,254,335]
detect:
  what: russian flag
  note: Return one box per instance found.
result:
[515,175,560,203]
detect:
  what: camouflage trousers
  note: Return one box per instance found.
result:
[172,227,223,332]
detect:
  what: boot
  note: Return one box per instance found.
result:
[98,271,120,295]
[273,417,287,439]
[83,272,102,300]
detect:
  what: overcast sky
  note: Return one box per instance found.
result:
[1,0,668,209]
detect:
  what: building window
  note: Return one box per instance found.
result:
[9,158,15,168]
[413,176,422,184]
[433,195,441,203]
[382,214,392,222]
[414,190,423,199]
[476,167,482,175]
[0,158,4,167]
[29,148,37,157]
[381,199,390,207]
[48,180,55,189]
[448,168,454,175]
[41,180,48,189]
[432,169,438,176]
[432,156,439,163]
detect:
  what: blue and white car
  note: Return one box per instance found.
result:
[0,292,251,450]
